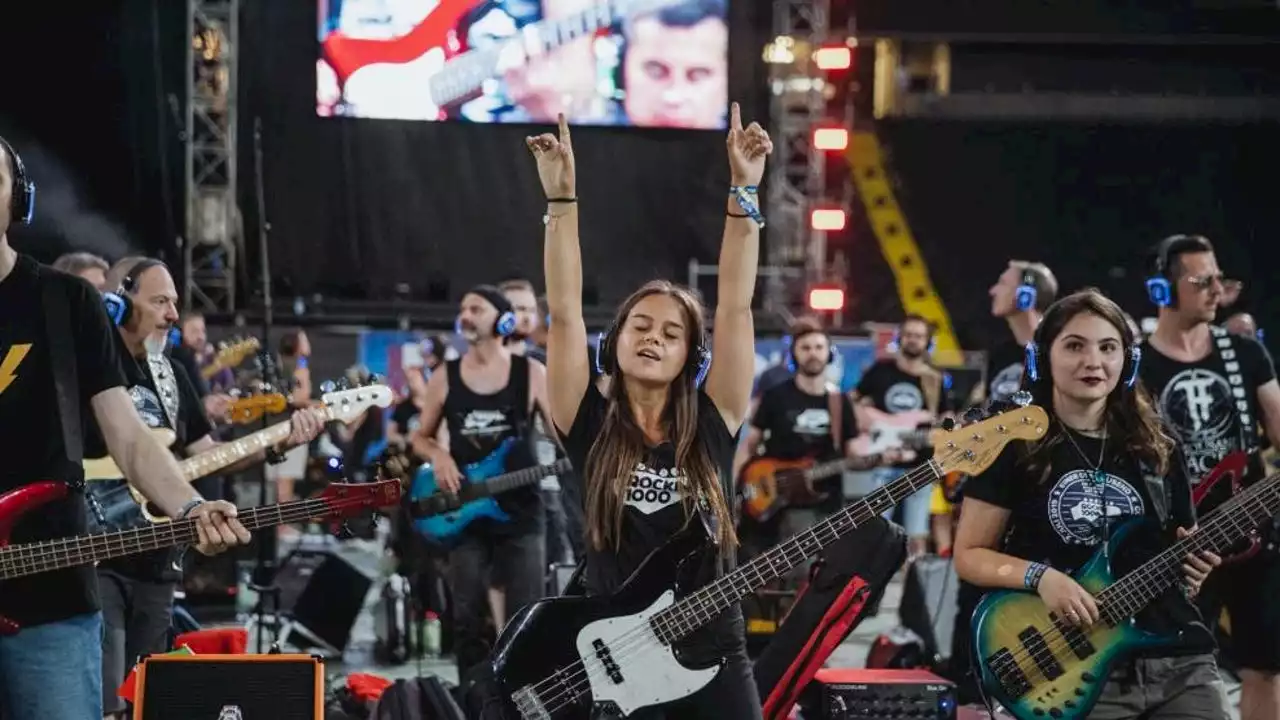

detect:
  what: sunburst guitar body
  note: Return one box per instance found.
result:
[738,457,825,523]
[971,522,1177,720]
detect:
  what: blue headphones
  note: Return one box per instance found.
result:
[1024,330,1142,389]
[1015,268,1039,312]
[594,326,712,388]
[102,258,169,328]
[0,135,35,226]
[782,332,837,373]
[454,307,518,338]
[887,327,937,356]
[1145,236,1180,308]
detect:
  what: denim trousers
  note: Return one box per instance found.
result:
[0,611,103,720]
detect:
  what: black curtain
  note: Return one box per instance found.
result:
[239,0,769,306]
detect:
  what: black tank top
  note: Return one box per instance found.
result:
[442,354,542,535]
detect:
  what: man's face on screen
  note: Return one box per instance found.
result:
[623,16,728,129]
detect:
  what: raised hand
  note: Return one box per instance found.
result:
[525,113,576,200]
[726,102,773,187]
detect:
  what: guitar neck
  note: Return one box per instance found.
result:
[466,459,574,500]
[0,495,339,581]
[803,455,867,482]
[653,459,944,642]
[178,419,298,482]
[1098,470,1280,621]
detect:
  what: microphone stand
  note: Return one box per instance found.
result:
[250,117,280,653]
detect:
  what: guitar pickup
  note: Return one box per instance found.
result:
[1052,616,1096,660]
[592,638,624,685]
[987,647,1031,698]
[1019,626,1064,681]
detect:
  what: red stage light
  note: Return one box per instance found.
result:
[808,286,845,311]
[813,46,852,71]
[813,127,849,151]
[810,207,847,231]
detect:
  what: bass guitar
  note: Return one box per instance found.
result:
[83,384,393,532]
[972,463,1280,720]
[410,436,571,547]
[491,405,1048,719]
[0,478,401,635]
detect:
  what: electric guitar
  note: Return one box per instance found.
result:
[491,406,1048,719]
[972,462,1280,720]
[200,337,260,381]
[410,436,571,546]
[82,385,394,532]
[225,392,288,425]
[739,455,869,523]
[0,478,401,635]
[1190,450,1260,564]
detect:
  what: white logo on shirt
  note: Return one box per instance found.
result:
[1159,368,1237,480]
[624,463,684,515]
[884,382,924,413]
[129,385,168,429]
[1046,470,1144,545]
[792,408,831,436]
[460,409,510,436]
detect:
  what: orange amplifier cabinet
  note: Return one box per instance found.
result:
[133,653,324,720]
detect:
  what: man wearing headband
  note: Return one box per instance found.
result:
[0,140,244,720]
[411,285,551,681]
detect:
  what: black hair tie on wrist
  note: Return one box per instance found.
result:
[547,197,578,203]
[727,210,750,218]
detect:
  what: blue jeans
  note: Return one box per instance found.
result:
[873,467,931,538]
[0,612,103,720]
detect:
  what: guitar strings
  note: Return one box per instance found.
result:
[0,494,378,579]
[520,447,968,718]
[981,478,1280,694]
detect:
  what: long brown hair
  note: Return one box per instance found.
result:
[584,280,737,551]
[1022,288,1174,479]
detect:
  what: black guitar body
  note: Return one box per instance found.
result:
[490,522,723,720]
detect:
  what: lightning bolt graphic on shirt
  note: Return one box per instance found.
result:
[0,344,33,395]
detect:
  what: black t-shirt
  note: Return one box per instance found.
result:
[753,380,858,463]
[441,355,541,535]
[856,359,946,468]
[0,255,126,627]
[1139,330,1276,510]
[984,342,1027,407]
[391,398,421,436]
[169,343,209,398]
[964,435,1213,656]
[86,341,213,581]
[560,383,742,648]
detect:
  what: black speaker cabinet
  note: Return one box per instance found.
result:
[133,654,323,720]
[285,551,373,652]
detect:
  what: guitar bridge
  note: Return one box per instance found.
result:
[511,686,551,720]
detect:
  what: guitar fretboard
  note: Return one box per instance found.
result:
[475,459,574,499]
[179,422,296,482]
[648,458,944,643]
[0,495,352,581]
[1096,470,1280,623]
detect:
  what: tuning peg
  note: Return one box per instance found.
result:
[962,406,986,424]
[368,373,385,387]
[333,521,355,540]
[939,417,956,432]
[319,380,337,394]
[1010,390,1033,408]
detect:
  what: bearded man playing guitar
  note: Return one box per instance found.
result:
[733,316,884,584]
[0,137,249,720]
[956,289,1228,720]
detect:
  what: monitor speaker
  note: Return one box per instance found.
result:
[132,654,323,720]
[282,551,373,653]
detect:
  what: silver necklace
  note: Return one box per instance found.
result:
[1063,424,1111,545]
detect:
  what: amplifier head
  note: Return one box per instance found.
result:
[802,668,958,720]
[133,653,324,720]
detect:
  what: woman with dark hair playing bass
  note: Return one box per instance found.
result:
[955,288,1230,719]
[517,106,771,718]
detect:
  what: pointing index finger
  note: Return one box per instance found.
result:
[729,102,742,132]
[558,113,571,147]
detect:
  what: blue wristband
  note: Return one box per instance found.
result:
[1024,562,1048,590]
[728,185,765,228]
[176,498,204,521]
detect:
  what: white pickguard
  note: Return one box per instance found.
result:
[574,590,719,716]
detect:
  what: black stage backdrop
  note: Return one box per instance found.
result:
[239,0,769,305]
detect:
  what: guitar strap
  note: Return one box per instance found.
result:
[827,388,843,457]
[1208,325,1259,455]
[1140,462,1171,528]
[38,265,85,488]
[919,368,943,416]
[146,352,182,437]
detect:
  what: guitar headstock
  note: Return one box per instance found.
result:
[320,383,394,424]
[315,478,403,518]
[226,392,288,425]
[929,405,1049,476]
[212,337,260,367]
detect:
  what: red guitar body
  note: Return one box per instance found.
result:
[1193,451,1258,564]
[0,481,72,635]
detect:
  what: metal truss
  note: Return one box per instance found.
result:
[764,0,830,314]
[183,0,240,313]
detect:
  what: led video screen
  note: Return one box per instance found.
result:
[316,0,728,129]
